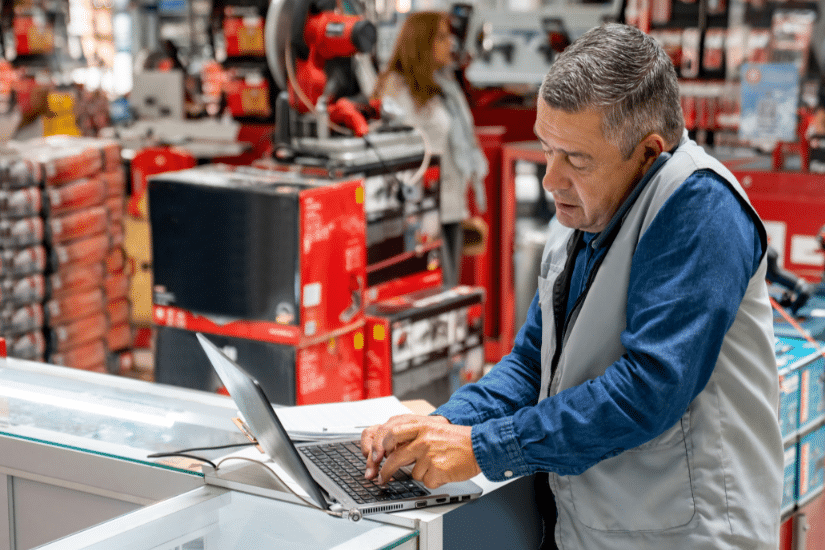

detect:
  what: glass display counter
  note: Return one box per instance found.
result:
[35,485,418,550]
[0,356,252,550]
[0,356,249,469]
[0,356,543,550]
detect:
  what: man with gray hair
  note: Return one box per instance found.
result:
[362,23,782,549]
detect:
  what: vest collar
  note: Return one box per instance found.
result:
[589,150,672,251]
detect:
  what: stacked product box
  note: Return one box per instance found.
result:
[364,285,485,407]
[9,136,131,373]
[783,441,798,518]
[256,143,487,406]
[777,337,801,441]
[0,150,47,362]
[149,164,367,405]
[775,335,825,515]
[799,418,825,508]
[255,153,444,304]
[361,163,443,303]
[154,326,365,406]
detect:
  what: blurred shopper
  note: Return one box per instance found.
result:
[373,11,487,287]
[363,23,782,550]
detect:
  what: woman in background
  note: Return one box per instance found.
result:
[372,11,488,287]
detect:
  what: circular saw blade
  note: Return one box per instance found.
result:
[264,0,293,90]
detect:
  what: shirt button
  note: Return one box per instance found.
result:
[504,470,513,478]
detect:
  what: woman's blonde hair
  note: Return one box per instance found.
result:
[373,11,447,109]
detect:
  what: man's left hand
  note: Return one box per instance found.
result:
[361,414,481,489]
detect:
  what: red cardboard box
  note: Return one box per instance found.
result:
[13,15,54,55]
[155,324,364,405]
[101,169,127,198]
[12,136,103,186]
[365,285,485,405]
[223,12,265,57]
[259,159,443,299]
[104,272,129,301]
[150,164,366,343]
[224,69,271,118]
[106,196,124,225]
[105,247,125,274]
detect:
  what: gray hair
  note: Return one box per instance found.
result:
[539,23,684,158]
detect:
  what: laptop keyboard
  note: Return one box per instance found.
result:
[299,441,430,504]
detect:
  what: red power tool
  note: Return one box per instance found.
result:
[289,0,378,136]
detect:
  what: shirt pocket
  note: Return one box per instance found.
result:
[568,414,696,532]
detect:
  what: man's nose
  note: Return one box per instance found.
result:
[542,153,569,193]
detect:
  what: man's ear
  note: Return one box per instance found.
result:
[636,133,666,172]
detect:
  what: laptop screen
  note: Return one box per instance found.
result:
[196,333,329,510]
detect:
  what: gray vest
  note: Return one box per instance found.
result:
[538,133,782,549]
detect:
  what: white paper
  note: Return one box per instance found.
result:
[272,396,412,440]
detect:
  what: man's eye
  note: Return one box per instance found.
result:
[568,157,588,169]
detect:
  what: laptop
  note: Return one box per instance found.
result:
[196,333,483,521]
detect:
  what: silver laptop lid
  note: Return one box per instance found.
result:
[196,333,329,510]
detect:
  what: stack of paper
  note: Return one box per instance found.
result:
[272,396,413,441]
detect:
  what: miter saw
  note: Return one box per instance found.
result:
[264,0,427,170]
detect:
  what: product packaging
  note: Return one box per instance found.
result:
[48,262,105,298]
[45,287,105,325]
[9,329,45,361]
[0,246,46,278]
[0,187,42,218]
[51,234,110,269]
[49,311,108,352]
[150,164,366,340]
[47,206,108,244]
[0,216,44,248]
[155,324,364,406]
[0,274,46,308]
[0,303,44,335]
[50,339,108,372]
[44,176,107,217]
[364,285,485,405]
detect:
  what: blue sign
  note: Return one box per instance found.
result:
[739,63,800,142]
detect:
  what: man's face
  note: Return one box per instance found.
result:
[534,100,651,233]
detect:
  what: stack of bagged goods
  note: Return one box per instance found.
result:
[8,136,131,373]
[0,149,47,361]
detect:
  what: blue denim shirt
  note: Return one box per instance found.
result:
[433,169,763,481]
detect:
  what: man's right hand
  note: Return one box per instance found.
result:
[360,414,481,489]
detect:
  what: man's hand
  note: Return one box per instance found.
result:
[360,414,481,489]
